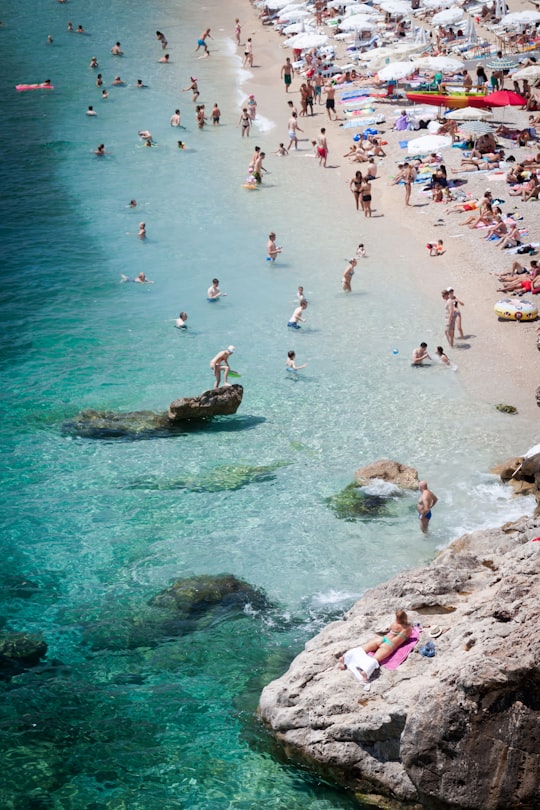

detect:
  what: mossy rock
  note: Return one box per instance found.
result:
[150,574,270,617]
[495,403,518,414]
[128,462,290,493]
[326,484,389,522]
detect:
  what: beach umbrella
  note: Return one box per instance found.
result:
[284,32,329,48]
[484,55,517,71]
[445,106,494,120]
[422,0,462,8]
[414,26,428,45]
[500,10,540,28]
[483,89,527,106]
[377,61,417,81]
[345,2,379,13]
[494,0,505,20]
[459,120,494,138]
[431,7,464,24]
[264,0,300,8]
[379,0,411,15]
[465,16,478,43]
[512,64,540,81]
[413,55,464,72]
[339,16,377,31]
[282,21,308,34]
[407,134,453,155]
[328,0,361,6]
[278,8,311,21]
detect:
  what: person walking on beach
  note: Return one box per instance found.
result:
[287,111,302,151]
[442,290,457,348]
[403,162,416,206]
[317,128,328,168]
[235,18,242,46]
[324,83,337,121]
[350,171,363,211]
[183,77,199,102]
[210,346,235,388]
[281,57,294,93]
[342,258,356,292]
[417,480,438,533]
[446,287,465,339]
[360,177,372,218]
[243,38,253,68]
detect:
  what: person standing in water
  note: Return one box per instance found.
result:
[342,258,357,292]
[417,480,438,533]
[267,232,282,262]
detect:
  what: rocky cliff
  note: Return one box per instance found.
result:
[258,515,540,810]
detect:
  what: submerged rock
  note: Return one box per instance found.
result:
[150,573,270,617]
[258,515,540,810]
[62,385,244,439]
[495,403,517,414]
[79,574,270,652]
[127,462,289,493]
[0,632,47,680]
[325,484,390,521]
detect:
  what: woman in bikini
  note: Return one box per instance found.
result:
[349,170,363,212]
[360,177,372,218]
[362,609,412,664]
[238,108,251,137]
[338,609,412,672]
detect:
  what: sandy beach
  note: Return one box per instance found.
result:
[202,0,540,422]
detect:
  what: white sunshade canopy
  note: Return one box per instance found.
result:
[377,60,417,81]
[432,7,465,24]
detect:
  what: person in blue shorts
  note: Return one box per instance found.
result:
[288,299,308,328]
[417,480,438,533]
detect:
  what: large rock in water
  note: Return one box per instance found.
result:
[0,632,47,680]
[354,460,418,490]
[258,515,540,810]
[63,385,243,438]
[168,384,243,422]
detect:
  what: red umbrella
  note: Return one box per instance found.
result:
[483,90,527,107]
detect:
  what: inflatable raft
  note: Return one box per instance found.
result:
[494,298,538,321]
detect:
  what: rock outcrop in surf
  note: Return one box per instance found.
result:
[258,515,540,810]
[62,385,243,439]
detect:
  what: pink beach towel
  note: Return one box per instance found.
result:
[379,625,421,670]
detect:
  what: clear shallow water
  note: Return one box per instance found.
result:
[0,1,538,807]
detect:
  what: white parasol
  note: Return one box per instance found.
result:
[445,106,494,120]
[379,0,412,15]
[459,120,494,138]
[466,16,478,43]
[407,134,453,155]
[501,10,540,27]
[339,16,377,31]
[422,0,462,8]
[377,61,417,81]
[413,55,464,72]
[262,0,299,8]
[277,9,312,21]
[431,7,464,25]
[284,32,329,48]
[512,64,540,81]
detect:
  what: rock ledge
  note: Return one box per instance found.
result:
[258,515,540,810]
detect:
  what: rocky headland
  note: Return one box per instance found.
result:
[258,457,540,810]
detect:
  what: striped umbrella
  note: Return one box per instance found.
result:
[485,56,518,71]
[459,120,494,138]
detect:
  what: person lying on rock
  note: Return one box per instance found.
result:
[339,609,412,681]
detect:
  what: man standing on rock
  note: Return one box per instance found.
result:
[210,346,235,388]
[417,480,438,533]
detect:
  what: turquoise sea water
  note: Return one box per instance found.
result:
[1,1,538,807]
